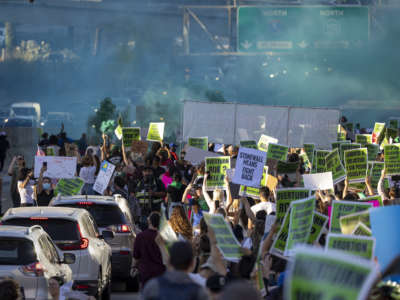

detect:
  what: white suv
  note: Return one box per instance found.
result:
[2,207,113,300]
[0,225,74,300]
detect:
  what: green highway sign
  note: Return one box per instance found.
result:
[237,6,369,52]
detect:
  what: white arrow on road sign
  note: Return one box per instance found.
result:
[241,40,253,49]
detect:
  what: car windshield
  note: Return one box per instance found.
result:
[2,219,80,242]
[12,107,36,116]
[4,119,33,128]
[0,238,36,265]
[57,203,126,227]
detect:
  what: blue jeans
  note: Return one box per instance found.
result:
[81,183,95,195]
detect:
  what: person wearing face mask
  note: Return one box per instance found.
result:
[36,165,54,206]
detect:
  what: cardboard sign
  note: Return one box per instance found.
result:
[325,148,346,184]
[312,150,330,173]
[257,134,278,152]
[131,140,148,157]
[267,143,288,162]
[54,178,84,196]
[330,201,372,233]
[340,143,361,163]
[34,156,77,179]
[240,140,258,149]
[203,213,241,262]
[122,127,140,147]
[303,172,334,191]
[355,134,372,146]
[303,143,315,165]
[146,122,165,142]
[352,222,372,237]
[372,122,385,144]
[93,161,115,195]
[205,156,231,190]
[308,211,329,244]
[233,148,267,188]
[188,137,208,151]
[326,234,375,260]
[285,197,315,256]
[344,148,368,182]
[340,211,371,235]
[285,247,377,300]
[276,188,311,228]
[184,146,221,166]
[384,144,400,175]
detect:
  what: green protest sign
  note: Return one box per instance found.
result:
[258,135,278,152]
[325,148,346,184]
[344,148,368,182]
[361,195,383,207]
[355,134,372,146]
[54,178,84,196]
[270,208,290,257]
[352,222,372,237]
[326,234,375,260]
[285,247,377,300]
[276,188,310,228]
[122,127,140,147]
[340,210,371,235]
[386,128,398,141]
[365,144,379,162]
[330,201,372,233]
[300,153,312,170]
[340,143,361,163]
[372,122,385,144]
[332,141,349,150]
[285,197,315,256]
[369,162,387,190]
[240,140,258,149]
[203,213,241,261]
[337,132,347,141]
[277,161,300,174]
[267,143,288,161]
[384,144,400,175]
[146,122,165,142]
[312,150,330,173]
[308,211,329,244]
[205,156,231,190]
[188,137,208,151]
[304,144,315,165]
[389,119,399,130]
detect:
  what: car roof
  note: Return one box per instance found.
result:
[11,102,40,108]
[51,195,124,206]
[0,225,43,240]
[3,206,85,221]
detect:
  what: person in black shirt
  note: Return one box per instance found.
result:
[36,165,54,206]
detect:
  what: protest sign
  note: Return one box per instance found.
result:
[308,211,329,244]
[337,131,346,141]
[389,119,399,129]
[285,247,377,300]
[240,140,258,149]
[146,122,165,142]
[330,201,372,233]
[205,156,230,190]
[332,140,349,150]
[339,210,371,235]
[312,150,330,173]
[239,166,269,199]
[360,195,384,207]
[303,144,315,165]
[203,212,241,262]
[300,152,312,170]
[303,172,334,191]
[369,162,387,190]
[239,185,260,199]
[188,137,208,151]
[344,148,368,182]
[93,161,115,195]
[384,144,400,175]
[355,134,372,146]
[54,178,84,196]
[365,144,379,162]
[131,140,148,157]
[233,148,266,188]
[122,127,140,147]
[276,188,310,227]
[34,156,77,179]
[46,147,55,156]
[386,127,398,142]
[263,214,276,240]
[369,205,400,271]
[160,206,179,244]
[326,234,375,260]
[270,208,290,257]
[340,143,361,163]
[325,148,346,184]
[267,143,288,162]
[184,146,221,165]
[352,222,372,237]
[277,161,299,174]
[257,135,278,152]
[372,122,385,144]
[284,197,315,256]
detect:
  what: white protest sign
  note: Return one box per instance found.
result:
[302,172,334,191]
[34,156,77,179]
[147,122,165,142]
[93,161,115,195]
[233,147,267,188]
[263,214,276,240]
[258,134,278,152]
[184,146,221,165]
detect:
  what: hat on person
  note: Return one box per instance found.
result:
[206,275,227,293]
[200,257,218,273]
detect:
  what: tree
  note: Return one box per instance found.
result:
[87,97,117,138]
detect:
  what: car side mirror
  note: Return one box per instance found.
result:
[62,253,76,265]
[101,230,114,241]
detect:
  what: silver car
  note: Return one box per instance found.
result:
[49,194,139,292]
[0,225,74,300]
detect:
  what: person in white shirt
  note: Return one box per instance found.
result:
[17,168,35,207]
[79,155,99,195]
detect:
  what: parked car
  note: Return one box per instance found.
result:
[0,225,75,300]
[49,194,139,292]
[1,207,113,299]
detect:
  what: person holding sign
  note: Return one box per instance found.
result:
[36,164,54,206]
[79,154,100,195]
[202,173,230,214]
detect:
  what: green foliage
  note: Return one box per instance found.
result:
[87,97,117,137]
[205,90,226,102]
